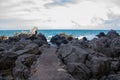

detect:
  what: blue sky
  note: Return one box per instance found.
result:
[0,0,120,30]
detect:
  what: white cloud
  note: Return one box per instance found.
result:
[0,0,120,29]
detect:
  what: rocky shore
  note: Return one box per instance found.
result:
[0,29,120,80]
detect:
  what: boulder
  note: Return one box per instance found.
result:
[86,54,111,79]
[110,37,120,57]
[50,35,68,46]
[14,43,40,55]
[64,47,88,64]
[25,43,39,54]
[67,63,91,80]
[0,51,17,70]
[13,54,37,80]
[57,44,74,59]
[106,30,119,39]
[88,37,112,57]
[96,32,106,38]
[36,33,47,42]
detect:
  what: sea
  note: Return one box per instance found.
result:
[0,30,120,41]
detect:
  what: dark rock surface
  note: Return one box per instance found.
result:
[0,29,120,80]
[50,33,73,46]
[56,30,120,80]
[0,28,47,80]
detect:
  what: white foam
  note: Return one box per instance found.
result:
[78,36,85,40]
[78,35,97,40]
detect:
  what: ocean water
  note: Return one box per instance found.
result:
[0,30,120,40]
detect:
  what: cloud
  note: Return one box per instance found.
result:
[0,0,120,29]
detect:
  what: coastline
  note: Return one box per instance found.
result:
[1,29,120,41]
[0,29,120,80]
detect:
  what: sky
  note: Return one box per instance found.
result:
[0,0,120,30]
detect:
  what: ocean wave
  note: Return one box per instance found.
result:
[78,34,97,40]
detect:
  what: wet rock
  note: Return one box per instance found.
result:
[82,37,87,41]
[51,35,68,46]
[96,32,106,38]
[36,33,47,42]
[106,30,119,39]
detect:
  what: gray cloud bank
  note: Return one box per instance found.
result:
[0,0,120,29]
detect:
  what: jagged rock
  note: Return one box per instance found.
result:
[14,49,30,55]
[9,43,25,52]
[89,37,112,56]
[0,43,11,51]
[57,41,111,79]
[0,51,17,70]
[13,54,37,80]
[96,32,106,38]
[33,39,47,47]
[25,43,38,50]
[14,43,40,55]
[67,63,91,80]
[8,36,20,42]
[36,33,47,42]
[86,55,111,79]
[106,30,119,39]
[63,47,88,64]
[27,34,37,40]
[110,37,120,57]
[18,39,32,46]
[25,43,40,54]
[111,60,120,72]
[107,74,120,80]
[50,35,68,46]
[69,39,89,48]
[16,33,29,40]
[0,29,120,80]
[57,44,74,58]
